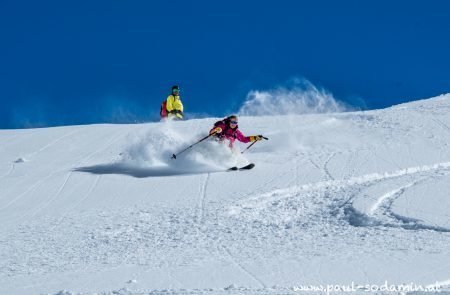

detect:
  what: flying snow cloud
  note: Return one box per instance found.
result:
[238,78,350,116]
[102,121,250,176]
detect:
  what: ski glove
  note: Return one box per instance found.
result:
[249,135,263,142]
[210,127,222,135]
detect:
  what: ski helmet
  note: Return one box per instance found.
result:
[172,85,180,91]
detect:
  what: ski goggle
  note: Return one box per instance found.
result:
[172,89,180,92]
[230,120,238,124]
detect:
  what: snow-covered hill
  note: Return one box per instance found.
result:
[1,94,450,295]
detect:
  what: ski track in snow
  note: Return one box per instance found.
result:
[1,128,127,228]
[0,164,16,203]
[368,178,420,216]
[221,245,267,288]
[231,159,295,204]
[198,173,210,224]
[0,129,87,213]
[31,129,127,217]
[348,163,450,233]
[0,169,59,212]
[232,161,450,211]
[344,175,450,232]
[24,128,82,160]
[0,163,15,182]
[432,117,450,134]
[230,160,450,234]
[195,172,267,289]
[323,152,336,180]
[28,171,74,218]
[49,175,101,232]
[308,157,321,173]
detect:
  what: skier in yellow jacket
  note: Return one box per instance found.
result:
[163,85,184,120]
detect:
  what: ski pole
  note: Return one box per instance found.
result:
[171,131,217,159]
[241,136,268,154]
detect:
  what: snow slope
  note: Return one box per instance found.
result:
[1,94,450,295]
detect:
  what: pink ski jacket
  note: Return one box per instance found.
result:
[210,120,251,147]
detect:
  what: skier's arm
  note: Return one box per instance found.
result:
[177,100,184,113]
[236,130,251,143]
[174,100,184,119]
[166,95,174,112]
[210,122,225,135]
[210,127,222,135]
[236,130,263,143]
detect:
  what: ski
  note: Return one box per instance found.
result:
[239,163,255,170]
[227,163,255,171]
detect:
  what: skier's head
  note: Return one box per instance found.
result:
[226,115,238,128]
[171,85,180,95]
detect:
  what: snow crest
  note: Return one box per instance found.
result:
[239,78,349,116]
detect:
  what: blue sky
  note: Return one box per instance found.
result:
[0,0,449,128]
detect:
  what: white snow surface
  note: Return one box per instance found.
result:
[1,94,450,295]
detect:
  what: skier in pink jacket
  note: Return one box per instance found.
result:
[209,115,263,148]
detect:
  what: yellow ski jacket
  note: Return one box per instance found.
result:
[166,95,184,119]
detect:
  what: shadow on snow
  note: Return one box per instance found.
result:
[74,163,223,178]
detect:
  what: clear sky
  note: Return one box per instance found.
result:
[0,0,449,128]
